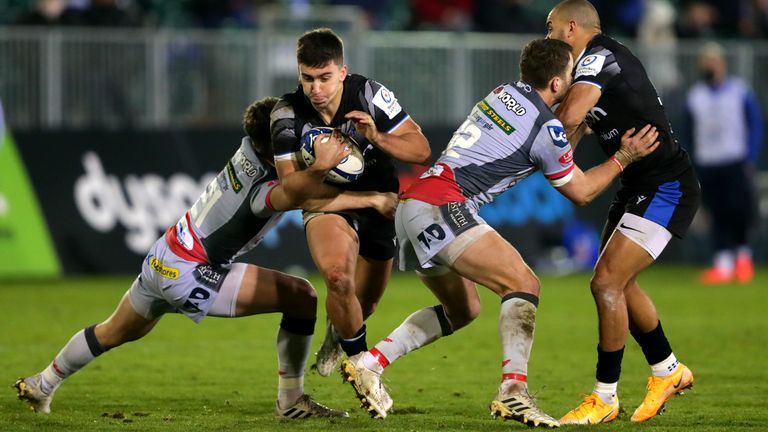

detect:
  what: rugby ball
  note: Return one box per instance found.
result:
[300,127,365,183]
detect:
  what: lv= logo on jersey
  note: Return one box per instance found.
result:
[547,125,569,147]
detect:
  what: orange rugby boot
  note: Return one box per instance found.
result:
[631,363,694,422]
[559,393,619,425]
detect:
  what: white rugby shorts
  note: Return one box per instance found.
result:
[127,236,245,323]
[614,213,673,259]
[396,199,492,275]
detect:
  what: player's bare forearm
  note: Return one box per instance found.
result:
[560,162,621,206]
[305,191,397,218]
[276,167,391,213]
[274,160,341,209]
[269,171,341,212]
[556,125,660,206]
[372,131,431,164]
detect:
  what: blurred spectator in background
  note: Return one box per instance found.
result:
[676,1,718,37]
[15,0,81,25]
[740,0,768,37]
[81,0,138,27]
[411,0,473,31]
[591,0,645,36]
[330,0,394,29]
[676,0,753,38]
[684,42,763,284]
[186,0,259,29]
[474,0,544,33]
[637,0,679,96]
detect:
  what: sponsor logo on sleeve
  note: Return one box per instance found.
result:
[372,86,403,120]
[148,255,180,279]
[575,54,606,78]
[559,148,574,164]
[547,125,569,147]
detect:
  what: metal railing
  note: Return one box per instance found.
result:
[1,27,768,129]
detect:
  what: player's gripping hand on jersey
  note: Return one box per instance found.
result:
[345,110,380,143]
[556,124,659,207]
[344,110,431,164]
[614,124,660,170]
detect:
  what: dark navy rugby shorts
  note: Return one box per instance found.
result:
[607,167,701,239]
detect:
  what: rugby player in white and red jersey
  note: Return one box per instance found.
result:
[14,97,397,419]
[339,39,660,426]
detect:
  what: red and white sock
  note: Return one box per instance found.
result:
[362,305,453,373]
[499,293,538,390]
[40,325,106,395]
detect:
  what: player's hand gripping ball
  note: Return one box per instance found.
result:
[300,127,365,183]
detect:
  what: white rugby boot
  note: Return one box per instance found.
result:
[490,386,559,428]
[14,375,56,414]
[340,353,393,418]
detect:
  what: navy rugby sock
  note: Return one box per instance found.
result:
[339,325,368,357]
[595,345,624,384]
[631,320,673,365]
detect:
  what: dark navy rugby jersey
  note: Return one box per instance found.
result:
[270,74,411,193]
[573,34,692,188]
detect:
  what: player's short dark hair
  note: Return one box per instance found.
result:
[553,0,601,32]
[297,28,344,67]
[520,39,572,90]
[243,96,279,161]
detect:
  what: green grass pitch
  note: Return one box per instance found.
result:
[1,266,766,431]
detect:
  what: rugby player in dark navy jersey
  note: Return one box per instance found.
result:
[546,0,700,424]
[270,28,430,377]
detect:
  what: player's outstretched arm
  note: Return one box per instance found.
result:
[345,111,431,164]
[555,83,602,149]
[269,183,398,217]
[305,191,398,218]
[556,125,659,206]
